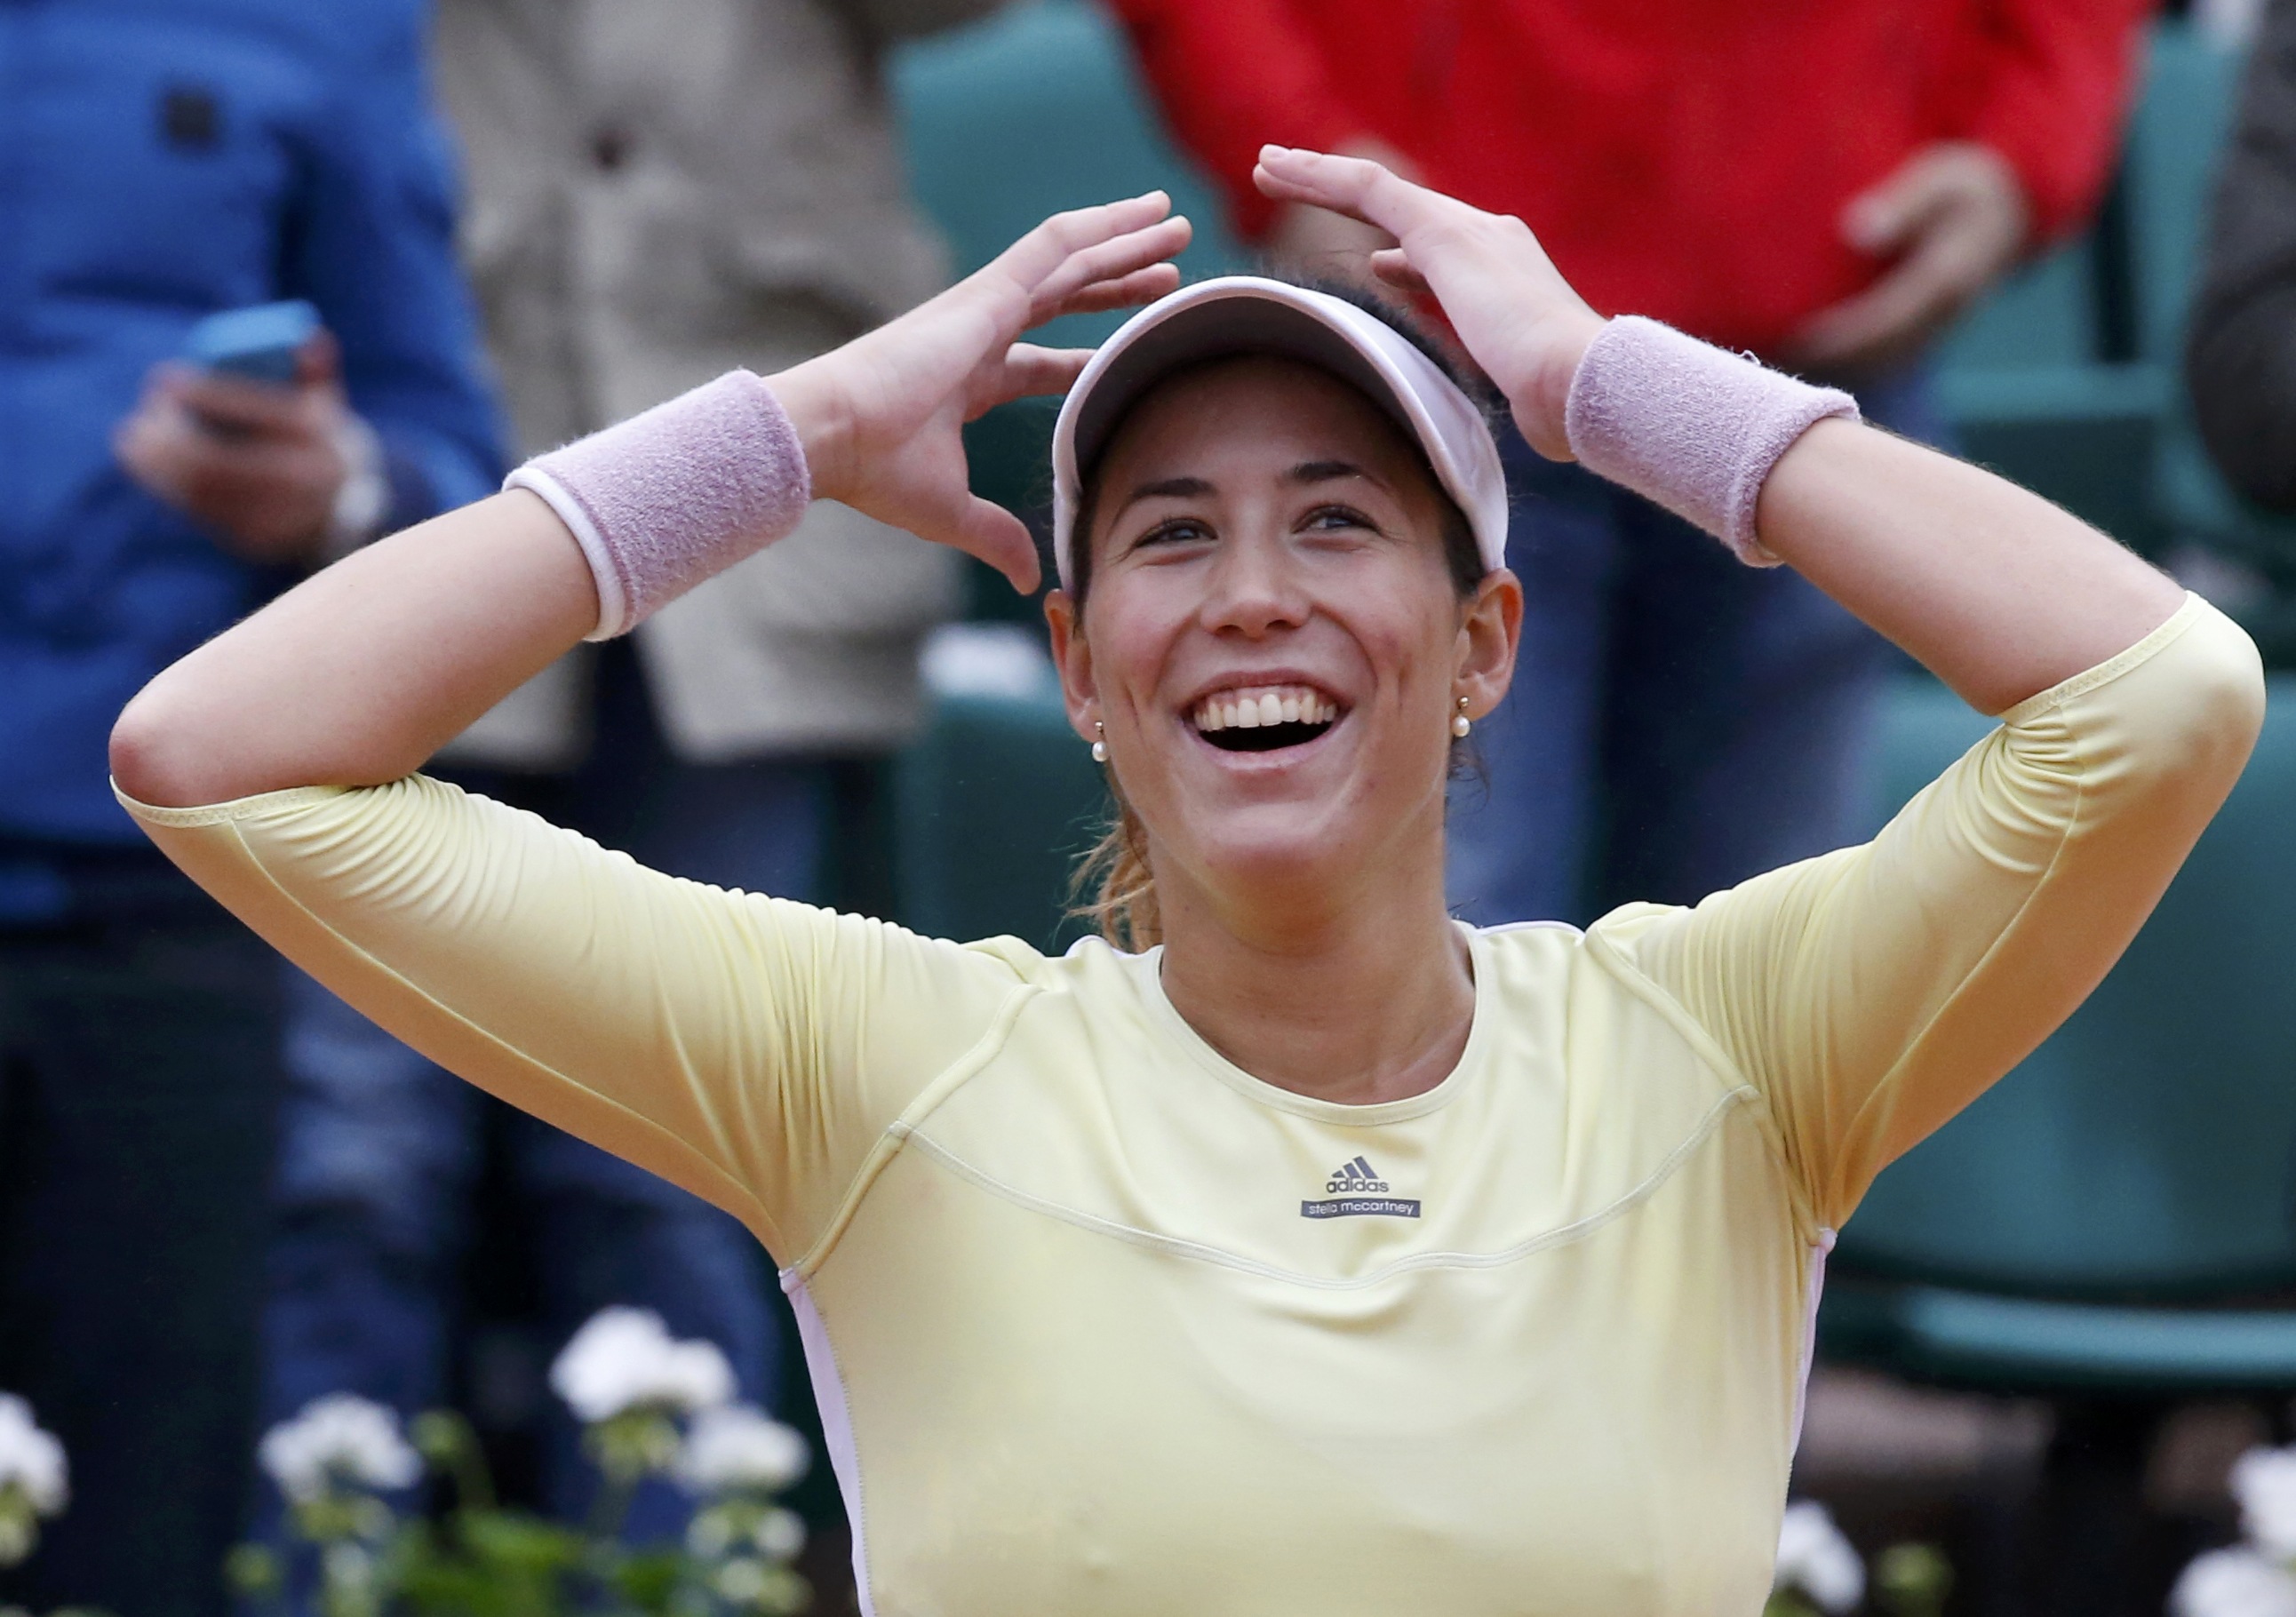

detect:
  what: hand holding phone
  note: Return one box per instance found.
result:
[115,303,363,564]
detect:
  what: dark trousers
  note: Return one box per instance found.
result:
[0,867,283,1617]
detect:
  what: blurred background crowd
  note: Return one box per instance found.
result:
[4,0,2296,1613]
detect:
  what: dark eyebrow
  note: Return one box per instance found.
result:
[1123,474,1215,506]
[1287,459,1388,490]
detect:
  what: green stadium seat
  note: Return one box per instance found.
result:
[892,688,1112,952]
[1940,243,2100,372]
[1939,362,2168,550]
[1816,673,2296,1393]
[2125,23,2245,368]
[891,0,1241,299]
[1934,209,2163,545]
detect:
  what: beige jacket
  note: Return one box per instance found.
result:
[434,0,995,767]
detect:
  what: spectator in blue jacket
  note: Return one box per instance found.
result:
[0,3,498,1613]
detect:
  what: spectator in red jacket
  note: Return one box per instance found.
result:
[1113,0,2151,924]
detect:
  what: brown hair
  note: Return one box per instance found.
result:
[1064,282,1494,952]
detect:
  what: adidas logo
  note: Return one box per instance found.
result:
[1301,1157,1421,1221]
[1325,1155,1389,1194]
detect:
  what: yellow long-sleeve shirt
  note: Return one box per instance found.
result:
[124,595,2261,1615]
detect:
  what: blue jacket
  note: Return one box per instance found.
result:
[0,0,501,852]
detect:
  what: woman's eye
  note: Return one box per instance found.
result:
[1133,517,1213,549]
[1302,505,1375,533]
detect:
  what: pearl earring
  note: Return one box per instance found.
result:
[1091,721,1109,764]
[1451,696,1472,739]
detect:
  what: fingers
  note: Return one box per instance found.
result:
[1047,262,1184,319]
[1786,254,1964,374]
[991,191,1177,299]
[1368,249,1431,297]
[293,330,344,388]
[950,495,1043,595]
[976,344,1094,413]
[1026,215,1193,321]
[1842,155,1958,256]
[161,363,320,437]
[1250,144,1429,236]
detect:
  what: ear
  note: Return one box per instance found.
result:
[1044,589,1101,744]
[1453,567,1524,722]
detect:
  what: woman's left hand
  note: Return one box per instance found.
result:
[1252,145,1607,461]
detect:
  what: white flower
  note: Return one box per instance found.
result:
[677,1404,809,1495]
[714,1558,770,1604]
[258,1396,421,1505]
[2172,1548,2296,1617]
[550,1308,734,1424]
[0,1397,67,1517]
[2235,1448,2296,1561]
[1774,1500,1865,1615]
[755,1507,806,1562]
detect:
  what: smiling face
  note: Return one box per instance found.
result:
[1047,354,1521,940]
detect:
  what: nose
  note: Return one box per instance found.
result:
[1199,525,1310,639]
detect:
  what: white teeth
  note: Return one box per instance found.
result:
[1191,685,1342,734]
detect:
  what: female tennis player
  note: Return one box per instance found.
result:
[114,149,2259,1614]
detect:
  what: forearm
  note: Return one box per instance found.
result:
[1559,315,2181,716]
[113,361,849,808]
[1756,418,2183,714]
[111,490,598,807]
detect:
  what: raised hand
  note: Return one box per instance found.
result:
[771,193,1192,593]
[1252,146,1606,461]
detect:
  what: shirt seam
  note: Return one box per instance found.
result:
[1582,931,1824,1244]
[787,979,1042,1279]
[891,1084,1753,1292]
[116,780,350,825]
[1994,593,2203,727]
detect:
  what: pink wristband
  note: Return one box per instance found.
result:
[1562,316,1858,566]
[505,370,811,640]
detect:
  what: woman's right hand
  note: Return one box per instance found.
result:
[1250,146,1606,461]
[771,193,1192,593]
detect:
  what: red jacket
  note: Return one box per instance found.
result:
[1112,0,2152,354]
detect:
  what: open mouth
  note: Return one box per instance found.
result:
[1190,684,1343,753]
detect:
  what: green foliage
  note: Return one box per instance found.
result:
[1873,1542,1953,1617]
[243,1404,808,1617]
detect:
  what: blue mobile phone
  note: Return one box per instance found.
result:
[182,299,322,384]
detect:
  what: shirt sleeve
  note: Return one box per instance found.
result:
[1106,0,1367,240]
[1941,0,2152,243]
[1598,594,2264,1231]
[119,776,1028,1265]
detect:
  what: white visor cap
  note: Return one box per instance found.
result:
[1050,275,1509,593]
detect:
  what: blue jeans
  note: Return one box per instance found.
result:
[1447,367,1952,927]
[259,641,830,1549]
